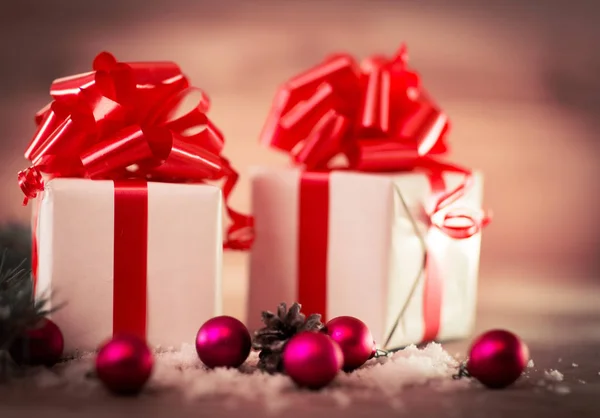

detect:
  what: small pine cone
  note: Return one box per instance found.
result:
[252,302,323,373]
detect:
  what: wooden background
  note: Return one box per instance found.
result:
[0,0,599,281]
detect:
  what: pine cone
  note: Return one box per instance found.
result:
[253,302,323,373]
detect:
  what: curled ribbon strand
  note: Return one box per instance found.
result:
[260,44,490,239]
[19,51,253,249]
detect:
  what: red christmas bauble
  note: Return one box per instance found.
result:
[9,318,64,366]
[96,334,154,395]
[196,316,251,368]
[282,331,343,389]
[324,316,374,371]
[467,329,529,389]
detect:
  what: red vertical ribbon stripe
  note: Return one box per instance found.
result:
[31,200,40,293]
[421,171,447,342]
[298,172,330,320]
[113,180,149,340]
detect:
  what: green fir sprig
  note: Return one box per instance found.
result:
[0,223,51,379]
[0,257,51,351]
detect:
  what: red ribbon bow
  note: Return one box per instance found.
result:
[260,44,490,238]
[18,52,253,249]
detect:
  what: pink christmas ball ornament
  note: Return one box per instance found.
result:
[324,316,374,371]
[195,316,251,368]
[95,334,154,395]
[467,329,529,389]
[282,331,343,389]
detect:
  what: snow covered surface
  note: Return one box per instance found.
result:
[13,343,579,413]
[6,344,468,412]
[29,344,466,412]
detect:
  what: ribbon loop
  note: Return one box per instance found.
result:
[260,44,450,174]
[433,209,488,240]
[81,125,173,179]
[148,135,225,182]
[357,60,391,137]
[20,51,253,250]
[292,110,350,169]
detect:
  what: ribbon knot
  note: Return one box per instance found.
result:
[19,51,253,249]
[18,167,44,205]
[261,44,449,172]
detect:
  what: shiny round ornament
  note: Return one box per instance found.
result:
[195,316,251,368]
[324,316,374,371]
[9,318,64,367]
[467,329,529,389]
[95,334,154,395]
[282,331,343,389]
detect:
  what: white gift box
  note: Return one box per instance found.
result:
[248,168,483,349]
[34,178,222,353]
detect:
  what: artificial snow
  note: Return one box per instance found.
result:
[544,369,564,382]
[571,363,578,368]
[25,343,469,412]
[536,368,576,396]
[553,384,571,395]
[527,359,534,368]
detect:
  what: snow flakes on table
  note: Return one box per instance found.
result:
[536,369,576,396]
[29,351,99,394]
[29,343,469,413]
[544,369,564,382]
[553,385,571,395]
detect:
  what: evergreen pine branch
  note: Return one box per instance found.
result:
[0,222,48,351]
[0,255,50,350]
[0,223,31,273]
[0,223,60,380]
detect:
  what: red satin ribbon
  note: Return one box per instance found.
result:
[260,44,449,172]
[19,51,253,251]
[298,172,330,319]
[262,44,491,343]
[421,171,446,342]
[113,180,148,339]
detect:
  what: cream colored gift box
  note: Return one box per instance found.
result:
[248,168,483,349]
[34,178,222,353]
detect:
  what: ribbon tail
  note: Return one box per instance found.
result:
[422,164,492,240]
[220,159,255,250]
[223,207,255,250]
